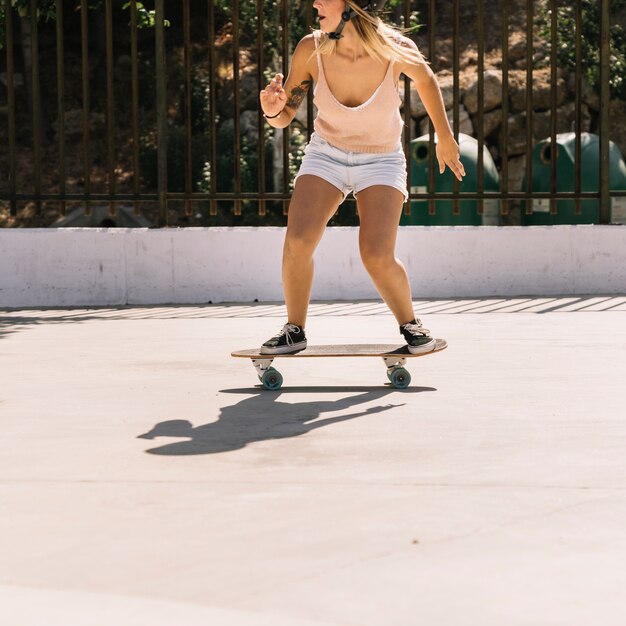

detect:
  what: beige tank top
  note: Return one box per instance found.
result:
[312,30,404,153]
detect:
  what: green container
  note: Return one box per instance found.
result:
[522,132,626,225]
[401,132,500,226]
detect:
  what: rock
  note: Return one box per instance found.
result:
[435,39,453,71]
[460,48,478,70]
[216,69,260,118]
[500,154,527,225]
[509,68,568,112]
[508,35,527,63]
[402,71,459,118]
[420,103,473,136]
[567,74,600,112]
[507,153,527,191]
[497,102,591,157]
[240,110,259,144]
[438,55,451,70]
[402,81,425,118]
[464,70,503,114]
[475,108,503,138]
[501,113,529,156]
[532,101,591,140]
[438,73,457,111]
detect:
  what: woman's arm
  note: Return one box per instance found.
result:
[260,35,315,129]
[398,38,466,181]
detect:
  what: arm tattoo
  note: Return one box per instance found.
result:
[285,80,312,110]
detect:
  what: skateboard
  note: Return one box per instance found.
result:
[231,340,447,390]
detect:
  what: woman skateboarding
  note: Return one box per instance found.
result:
[259,0,465,355]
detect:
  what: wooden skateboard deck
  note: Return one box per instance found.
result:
[231,339,447,389]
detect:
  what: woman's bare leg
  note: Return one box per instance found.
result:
[356,186,416,325]
[283,175,343,328]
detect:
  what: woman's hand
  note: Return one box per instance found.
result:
[436,134,466,181]
[260,73,287,117]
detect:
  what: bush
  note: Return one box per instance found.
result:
[537,0,626,100]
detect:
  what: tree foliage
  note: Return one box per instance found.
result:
[0,0,164,49]
[537,0,626,100]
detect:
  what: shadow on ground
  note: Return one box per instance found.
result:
[138,387,436,455]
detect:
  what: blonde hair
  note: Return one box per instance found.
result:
[310,1,428,67]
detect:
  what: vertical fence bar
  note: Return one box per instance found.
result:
[30,0,41,214]
[183,0,193,217]
[476,0,485,218]
[130,0,141,216]
[105,0,116,217]
[574,0,582,215]
[524,0,533,215]
[257,0,266,216]
[208,0,218,216]
[427,0,436,216]
[500,0,509,217]
[80,0,91,216]
[549,0,557,215]
[403,0,412,216]
[305,2,314,139]
[233,0,242,216]
[452,0,459,216]
[155,0,168,226]
[55,0,66,216]
[5,0,17,215]
[599,0,610,224]
[281,0,290,216]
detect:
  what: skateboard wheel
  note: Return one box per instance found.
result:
[389,367,411,389]
[261,367,283,390]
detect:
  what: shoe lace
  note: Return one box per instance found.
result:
[274,323,301,345]
[403,320,430,336]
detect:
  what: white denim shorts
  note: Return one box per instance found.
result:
[294,132,409,203]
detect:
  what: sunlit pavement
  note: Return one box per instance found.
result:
[1,297,626,626]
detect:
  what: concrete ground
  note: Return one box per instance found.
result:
[1,297,626,626]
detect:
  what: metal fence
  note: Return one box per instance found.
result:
[0,0,625,227]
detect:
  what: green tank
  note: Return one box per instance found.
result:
[521,132,626,225]
[401,132,501,226]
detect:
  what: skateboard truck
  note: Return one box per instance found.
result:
[251,358,283,390]
[251,358,274,376]
[382,356,407,368]
[382,356,410,388]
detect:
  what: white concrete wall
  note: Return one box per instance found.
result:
[1,226,625,307]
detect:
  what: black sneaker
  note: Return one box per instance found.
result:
[400,319,436,354]
[260,323,307,354]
